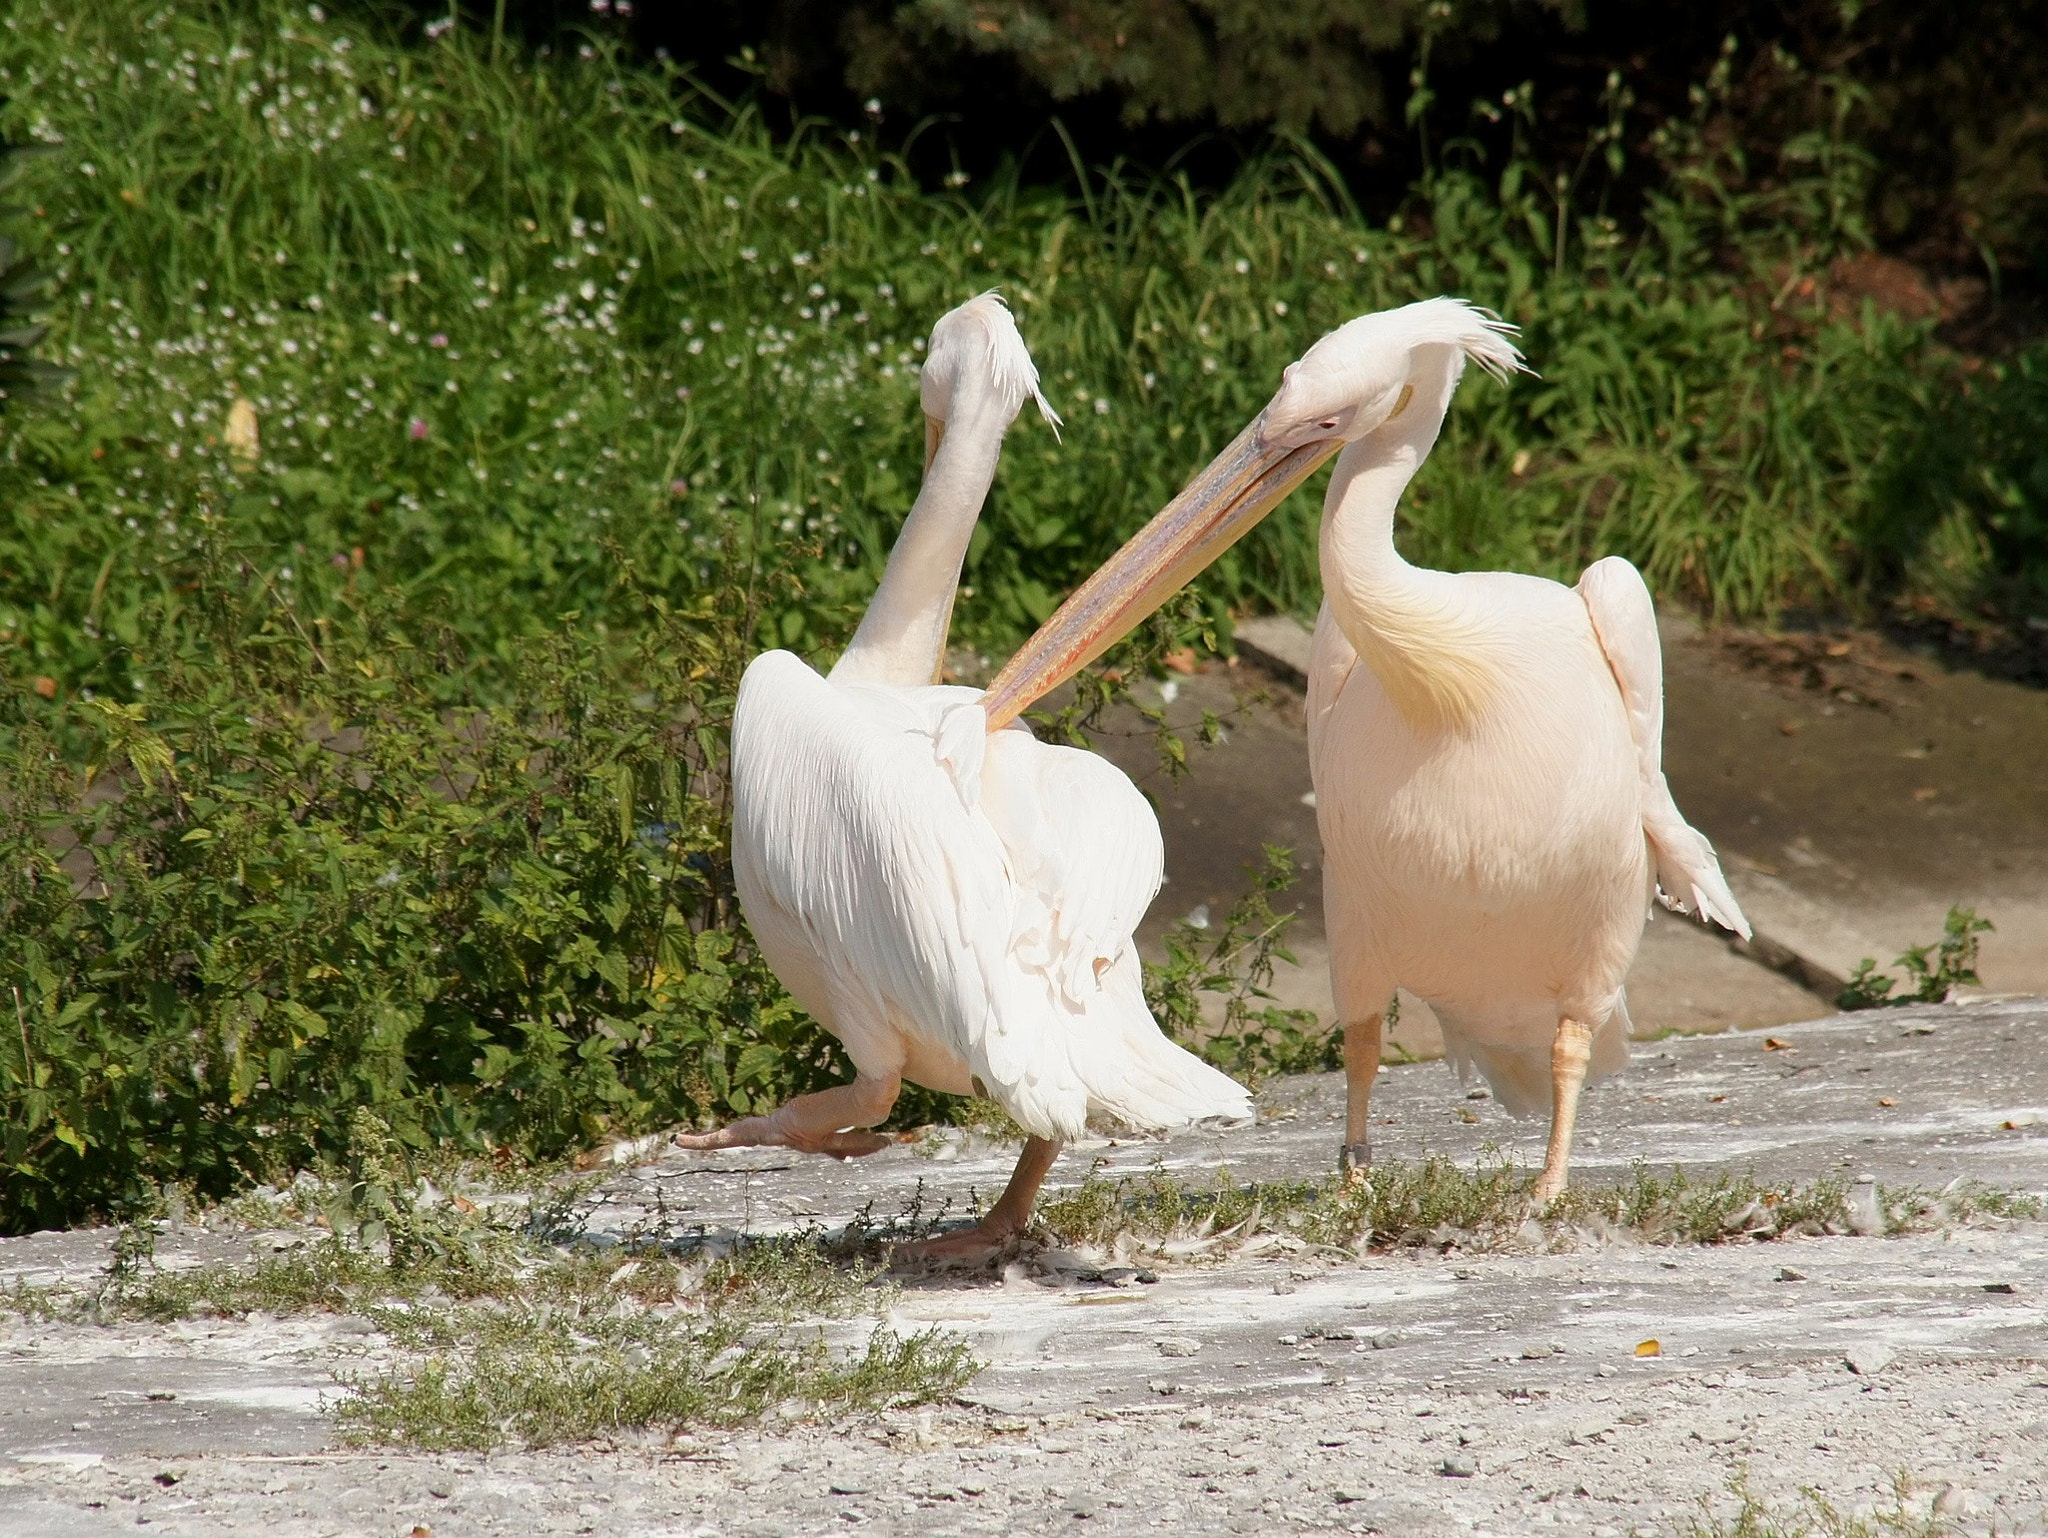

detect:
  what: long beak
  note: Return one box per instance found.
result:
[979,416,1339,733]
[924,414,945,474]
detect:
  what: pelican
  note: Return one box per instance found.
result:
[680,293,1252,1253]
[982,297,1749,1201]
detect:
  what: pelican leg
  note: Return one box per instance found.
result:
[1531,1018,1596,1202]
[1339,1013,1385,1182]
[896,1136,1063,1262]
[673,1072,902,1160]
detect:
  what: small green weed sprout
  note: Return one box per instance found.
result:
[1148,847,1339,1082]
[1684,1471,1955,1538]
[1838,906,1995,1010]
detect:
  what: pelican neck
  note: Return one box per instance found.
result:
[1318,380,1451,608]
[830,388,1011,689]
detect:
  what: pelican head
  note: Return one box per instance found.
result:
[920,291,1062,472]
[980,298,1524,729]
[1260,297,1523,451]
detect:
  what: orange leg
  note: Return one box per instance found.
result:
[896,1136,1062,1262]
[1531,1018,1595,1202]
[1340,1013,1384,1182]
[673,1073,901,1160]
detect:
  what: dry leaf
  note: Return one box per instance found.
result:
[1163,648,1197,674]
[225,397,260,466]
[1878,1097,1897,1108]
[31,676,57,699]
[1634,1339,1661,1358]
[1763,1037,1791,1051]
[1912,787,1938,801]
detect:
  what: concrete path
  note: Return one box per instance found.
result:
[1086,613,2048,1056]
[3,998,2044,1536]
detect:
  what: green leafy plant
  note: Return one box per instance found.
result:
[0,530,848,1232]
[1837,905,1994,1010]
[1146,845,1337,1082]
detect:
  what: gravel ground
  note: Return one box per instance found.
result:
[3,998,2045,1538]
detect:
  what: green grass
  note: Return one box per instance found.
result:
[2,0,2040,710]
[337,1285,974,1451]
[1035,1157,2043,1256]
[1685,1473,1959,1538]
[332,1225,979,1452]
[4,1152,977,1451]
[2,0,2045,1230]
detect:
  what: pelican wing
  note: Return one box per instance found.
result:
[734,651,1028,1097]
[977,724,1253,1132]
[1577,556,1751,939]
[731,650,1249,1140]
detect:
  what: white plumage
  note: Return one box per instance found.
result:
[732,660,1247,1141]
[989,296,1752,1203]
[683,292,1247,1250]
[1272,298,1750,1193]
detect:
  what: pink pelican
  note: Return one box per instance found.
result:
[981,297,1749,1200]
[679,293,1251,1253]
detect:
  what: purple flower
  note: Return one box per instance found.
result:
[408,418,429,441]
[429,333,448,349]
[669,478,688,497]
[675,386,691,400]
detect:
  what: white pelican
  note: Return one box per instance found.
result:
[982,297,1749,1201]
[680,293,1252,1253]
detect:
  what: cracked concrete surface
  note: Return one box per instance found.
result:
[3,998,2045,1536]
